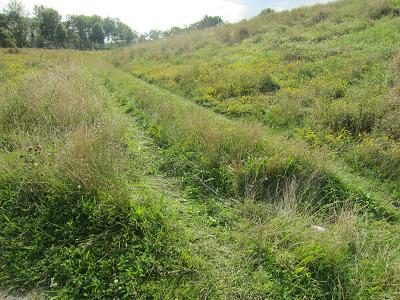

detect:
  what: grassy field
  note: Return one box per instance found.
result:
[1,0,400,298]
[112,0,400,199]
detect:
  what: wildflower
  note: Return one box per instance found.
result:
[50,278,58,288]
[312,225,327,233]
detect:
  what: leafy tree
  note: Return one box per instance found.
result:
[148,29,163,41]
[66,15,91,49]
[33,5,62,47]
[113,19,137,45]
[0,13,16,47]
[125,28,137,45]
[102,17,117,42]
[55,22,67,47]
[190,15,224,30]
[3,0,29,47]
[161,16,224,39]
[0,28,15,47]
[0,13,7,28]
[260,8,275,15]
[163,26,184,38]
[90,22,105,45]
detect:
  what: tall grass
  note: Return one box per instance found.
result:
[0,51,194,298]
[110,0,400,203]
[235,194,400,299]
[97,59,400,222]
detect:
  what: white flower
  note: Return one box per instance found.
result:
[312,225,327,233]
[50,278,58,288]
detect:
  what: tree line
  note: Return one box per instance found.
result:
[146,15,224,41]
[0,0,138,49]
[0,0,225,49]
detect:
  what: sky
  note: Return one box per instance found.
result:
[0,0,334,33]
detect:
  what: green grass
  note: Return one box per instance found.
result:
[111,0,400,197]
[95,59,400,222]
[1,0,400,298]
[0,51,195,298]
[90,57,400,299]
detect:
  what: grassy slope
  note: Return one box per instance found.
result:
[112,0,400,198]
[1,0,400,298]
[92,58,400,299]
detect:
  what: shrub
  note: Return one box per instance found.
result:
[367,0,396,19]
[346,135,400,181]
[258,74,280,93]
[0,28,16,48]
[377,86,400,139]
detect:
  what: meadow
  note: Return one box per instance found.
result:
[1,0,400,298]
[113,0,400,198]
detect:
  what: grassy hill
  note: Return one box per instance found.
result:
[1,0,400,298]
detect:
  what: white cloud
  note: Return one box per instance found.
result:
[0,0,246,32]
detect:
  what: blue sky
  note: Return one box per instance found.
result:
[0,0,334,32]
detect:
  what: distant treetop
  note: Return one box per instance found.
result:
[260,8,276,15]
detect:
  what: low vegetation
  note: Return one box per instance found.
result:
[113,0,400,197]
[1,0,400,298]
[0,51,195,298]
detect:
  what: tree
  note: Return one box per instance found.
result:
[125,28,137,45]
[66,15,91,49]
[148,29,163,41]
[0,13,7,28]
[102,17,116,42]
[3,0,29,47]
[113,19,137,45]
[0,13,16,47]
[1,0,138,49]
[160,15,224,39]
[163,26,184,38]
[260,8,275,15]
[55,22,67,47]
[190,15,224,30]
[33,5,62,47]
[90,22,105,45]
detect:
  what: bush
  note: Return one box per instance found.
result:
[258,74,280,93]
[377,86,400,139]
[0,28,16,48]
[347,135,400,181]
[237,27,249,41]
[367,0,396,19]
